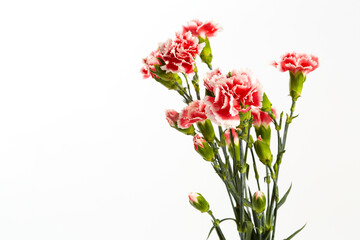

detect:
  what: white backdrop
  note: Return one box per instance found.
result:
[1,0,360,239]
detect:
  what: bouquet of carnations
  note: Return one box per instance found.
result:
[141,20,319,240]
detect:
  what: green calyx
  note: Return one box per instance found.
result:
[189,193,210,213]
[196,140,214,162]
[199,37,213,69]
[254,139,272,167]
[150,65,183,90]
[197,119,215,143]
[173,124,195,136]
[254,125,271,146]
[289,71,306,101]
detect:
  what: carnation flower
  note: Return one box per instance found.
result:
[204,69,262,128]
[141,50,162,79]
[165,109,180,127]
[183,19,221,38]
[178,100,207,129]
[159,32,205,75]
[251,107,277,127]
[203,68,224,92]
[272,52,319,75]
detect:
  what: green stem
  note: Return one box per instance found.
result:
[271,99,297,240]
[250,148,261,190]
[208,210,226,240]
[182,73,193,100]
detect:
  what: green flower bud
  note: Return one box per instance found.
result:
[253,191,266,213]
[289,71,306,101]
[254,125,271,146]
[193,134,214,161]
[254,136,272,167]
[197,119,215,143]
[199,37,213,69]
[188,192,210,213]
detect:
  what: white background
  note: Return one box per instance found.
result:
[1,0,359,239]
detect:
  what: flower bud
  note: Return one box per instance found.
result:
[188,192,210,213]
[254,136,272,167]
[289,71,306,101]
[193,134,214,161]
[165,109,195,136]
[199,37,213,69]
[254,125,271,146]
[196,119,215,143]
[253,191,266,213]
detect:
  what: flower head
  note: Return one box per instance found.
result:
[183,19,221,39]
[165,109,180,127]
[272,52,319,75]
[159,32,205,76]
[141,50,163,79]
[204,68,262,128]
[178,100,207,129]
[203,68,224,92]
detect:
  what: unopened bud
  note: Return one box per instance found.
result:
[253,191,266,213]
[197,119,215,143]
[254,136,272,167]
[188,192,210,213]
[193,134,214,161]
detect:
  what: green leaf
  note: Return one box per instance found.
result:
[219,218,237,224]
[277,184,292,209]
[284,223,306,240]
[206,226,216,240]
[244,199,253,209]
[261,93,272,112]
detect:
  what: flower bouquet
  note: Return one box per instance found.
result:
[141,20,319,240]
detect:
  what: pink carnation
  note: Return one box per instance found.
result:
[159,32,205,75]
[203,68,224,92]
[178,100,207,129]
[204,69,262,128]
[251,107,277,127]
[165,109,180,127]
[272,52,319,75]
[183,19,221,38]
[224,128,239,146]
[141,50,162,79]
[193,134,205,151]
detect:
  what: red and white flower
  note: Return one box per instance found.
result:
[178,100,207,129]
[159,32,205,75]
[204,69,262,128]
[165,109,180,127]
[183,19,221,38]
[141,50,163,79]
[251,107,277,127]
[272,52,319,75]
[203,68,224,92]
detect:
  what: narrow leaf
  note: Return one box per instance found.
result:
[284,223,306,240]
[206,226,215,240]
[277,184,292,209]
